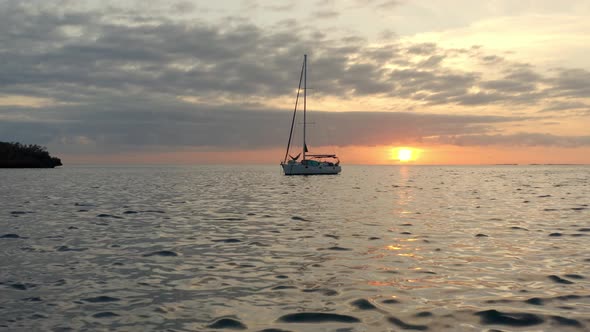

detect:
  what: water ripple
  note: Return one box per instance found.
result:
[0,165,588,331]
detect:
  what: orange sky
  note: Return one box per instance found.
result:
[62,144,590,165]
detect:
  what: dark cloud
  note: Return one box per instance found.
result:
[337,63,391,95]
[376,0,403,10]
[406,43,438,55]
[352,0,403,10]
[480,55,504,64]
[419,55,445,68]
[265,2,297,12]
[171,2,197,13]
[312,10,340,19]
[433,133,590,148]
[0,3,583,107]
[389,68,479,103]
[0,99,529,153]
[547,68,590,98]
[540,101,590,112]
[480,79,536,93]
[503,65,543,82]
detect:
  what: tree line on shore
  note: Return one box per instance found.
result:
[0,141,62,168]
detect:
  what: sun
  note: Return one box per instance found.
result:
[389,147,419,163]
[398,148,412,162]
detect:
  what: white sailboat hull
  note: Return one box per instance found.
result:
[281,162,341,175]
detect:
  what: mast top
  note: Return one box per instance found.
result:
[303,54,307,160]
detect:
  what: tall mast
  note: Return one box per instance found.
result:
[303,54,307,160]
[282,56,305,164]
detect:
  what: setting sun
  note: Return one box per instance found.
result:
[398,148,412,162]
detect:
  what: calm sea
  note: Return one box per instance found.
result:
[1,165,589,331]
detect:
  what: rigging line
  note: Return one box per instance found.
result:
[283,56,306,164]
[303,54,307,160]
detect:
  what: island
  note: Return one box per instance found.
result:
[0,141,63,168]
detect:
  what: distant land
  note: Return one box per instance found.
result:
[528,163,581,166]
[0,142,62,168]
[495,163,582,166]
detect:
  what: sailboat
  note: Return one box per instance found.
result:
[281,54,341,175]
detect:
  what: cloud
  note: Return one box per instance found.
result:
[432,133,590,148]
[352,0,402,10]
[312,10,340,19]
[547,68,590,99]
[0,2,588,155]
[0,99,530,153]
[171,2,196,13]
[540,101,590,112]
[418,55,445,68]
[0,3,586,108]
[388,68,480,104]
[480,55,504,64]
[5,98,589,154]
[406,43,438,55]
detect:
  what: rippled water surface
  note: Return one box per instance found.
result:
[1,165,589,331]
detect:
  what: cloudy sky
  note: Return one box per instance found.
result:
[1,0,589,164]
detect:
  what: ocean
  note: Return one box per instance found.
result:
[1,165,589,331]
